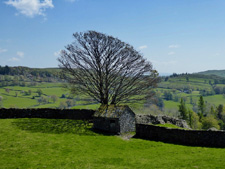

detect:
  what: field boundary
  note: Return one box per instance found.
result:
[0,108,94,120]
[136,123,225,147]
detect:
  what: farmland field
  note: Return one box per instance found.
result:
[0,118,225,168]
[0,83,100,109]
[1,74,225,115]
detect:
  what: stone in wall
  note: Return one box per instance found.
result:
[136,114,190,129]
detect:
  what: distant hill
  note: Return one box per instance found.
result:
[196,70,225,78]
[0,66,61,78]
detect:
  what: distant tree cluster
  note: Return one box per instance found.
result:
[0,74,63,88]
[214,79,225,85]
[168,73,225,86]
[0,65,59,78]
[37,96,50,105]
[213,86,225,94]
[0,66,64,88]
[178,96,224,130]
[199,90,215,96]
[58,100,76,109]
[163,91,173,101]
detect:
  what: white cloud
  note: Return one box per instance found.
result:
[168,44,179,48]
[0,48,7,53]
[54,50,62,57]
[5,0,54,17]
[138,45,148,50]
[168,52,175,55]
[8,57,20,62]
[17,51,24,58]
[8,51,24,62]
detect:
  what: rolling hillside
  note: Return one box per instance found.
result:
[2,66,225,117]
[197,70,225,78]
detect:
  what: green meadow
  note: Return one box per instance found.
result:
[1,118,225,168]
[1,75,225,113]
[1,74,225,168]
[0,83,100,109]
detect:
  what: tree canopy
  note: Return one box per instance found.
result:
[58,31,159,105]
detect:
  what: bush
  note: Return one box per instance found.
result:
[187,110,202,129]
[59,101,68,109]
[36,89,43,97]
[61,94,66,98]
[202,116,220,130]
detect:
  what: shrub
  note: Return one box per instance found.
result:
[59,101,68,109]
[202,116,220,130]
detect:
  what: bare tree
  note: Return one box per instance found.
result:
[58,31,159,105]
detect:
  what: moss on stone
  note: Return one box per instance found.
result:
[94,104,129,118]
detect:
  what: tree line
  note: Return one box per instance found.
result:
[0,65,61,78]
[168,73,225,85]
[178,96,225,130]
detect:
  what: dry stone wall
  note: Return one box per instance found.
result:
[136,124,225,148]
[136,114,190,129]
[0,108,94,120]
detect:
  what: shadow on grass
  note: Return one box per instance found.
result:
[90,128,119,136]
[12,118,100,136]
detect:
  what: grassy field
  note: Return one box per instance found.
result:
[158,76,212,91]
[0,118,225,168]
[0,83,101,109]
[204,95,225,105]
[0,83,65,108]
[155,75,225,114]
[1,74,225,115]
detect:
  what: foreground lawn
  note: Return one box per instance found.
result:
[1,118,225,168]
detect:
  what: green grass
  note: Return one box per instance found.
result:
[1,74,225,111]
[164,100,192,110]
[159,76,213,91]
[41,87,66,97]
[0,90,66,108]
[1,118,225,168]
[0,84,102,109]
[155,123,185,129]
[204,95,225,106]
[72,104,100,110]
[215,84,225,87]
[164,100,180,109]
[1,96,37,108]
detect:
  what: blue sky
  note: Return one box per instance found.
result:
[1,0,225,74]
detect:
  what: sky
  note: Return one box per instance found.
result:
[1,0,225,74]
